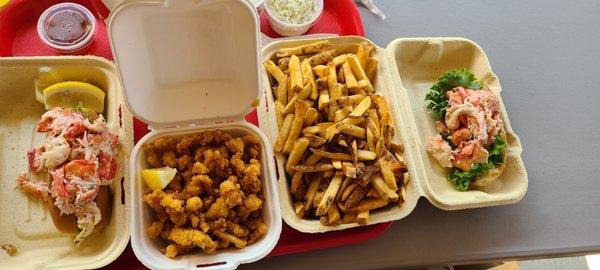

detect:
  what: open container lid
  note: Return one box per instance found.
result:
[108,0,261,128]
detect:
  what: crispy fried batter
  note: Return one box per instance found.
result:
[142,130,267,257]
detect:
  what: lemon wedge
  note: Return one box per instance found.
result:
[141,167,177,191]
[43,81,105,113]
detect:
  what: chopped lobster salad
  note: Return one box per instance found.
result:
[17,107,119,246]
[424,69,507,191]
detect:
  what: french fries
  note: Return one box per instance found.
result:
[286,138,309,173]
[342,62,358,89]
[276,40,333,58]
[308,50,336,66]
[289,55,303,92]
[350,96,371,118]
[357,210,369,225]
[301,59,318,100]
[283,100,308,154]
[365,57,379,82]
[263,60,286,84]
[263,40,409,227]
[316,172,344,216]
[313,65,329,77]
[356,41,374,69]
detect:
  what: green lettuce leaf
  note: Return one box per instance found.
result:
[425,68,483,119]
[446,134,507,191]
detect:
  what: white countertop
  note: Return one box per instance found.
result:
[243,0,600,268]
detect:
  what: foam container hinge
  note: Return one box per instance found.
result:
[256,36,528,233]
[0,56,134,269]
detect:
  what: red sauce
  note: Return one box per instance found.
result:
[43,9,91,46]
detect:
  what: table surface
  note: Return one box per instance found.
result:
[242,0,600,269]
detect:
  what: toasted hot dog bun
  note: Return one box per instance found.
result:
[48,186,112,233]
[471,129,507,187]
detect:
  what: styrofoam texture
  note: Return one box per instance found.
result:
[0,56,133,269]
[257,36,421,233]
[264,0,323,37]
[108,0,261,129]
[257,36,528,233]
[385,37,528,210]
[130,123,282,270]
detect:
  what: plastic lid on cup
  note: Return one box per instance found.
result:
[37,2,97,53]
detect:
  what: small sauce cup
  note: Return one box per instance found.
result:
[37,3,97,53]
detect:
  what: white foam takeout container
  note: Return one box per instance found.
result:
[0,56,134,269]
[257,36,529,233]
[107,0,282,269]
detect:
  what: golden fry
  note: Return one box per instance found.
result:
[337,122,366,139]
[310,148,352,161]
[289,163,334,172]
[327,205,341,226]
[303,107,319,126]
[342,62,358,89]
[337,198,388,214]
[317,78,330,110]
[294,201,306,218]
[349,96,372,118]
[275,101,284,129]
[357,149,376,161]
[331,160,343,170]
[263,60,286,83]
[305,134,326,148]
[335,176,352,202]
[346,54,368,81]
[283,100,308,154]
[327,64,341,99]
[283,84,311,115]
[372,175,398,201]
[276,76,288,105]
[285,138,309,173]
[276,40,333,58]
[342,213,357,224]
[312,65,329,77]
[357,210,369,225]
[304,174,323,209]
[301,59,318,100]
[332,54,348,67]
[274,114,294,153]
[334,107,352,122]
[316,172,344,216]
[334,94,366,107]
[308,50,336,66]
[356,41,374,69]
[365,57,379,82]
[366,127,376,152]
[289,55,303,92]
[345,184,368,208]
[341,182,359,202]
[379,160,398,191]
[357,79,374,93]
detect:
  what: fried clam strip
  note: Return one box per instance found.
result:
[265,40,410,226]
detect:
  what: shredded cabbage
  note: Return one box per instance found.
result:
[267,0,318,24]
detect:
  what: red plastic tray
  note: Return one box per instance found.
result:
[0,0,390,267]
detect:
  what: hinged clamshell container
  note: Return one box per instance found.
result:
[107,0,282,269]
[257,36,528,233]
[0,56,133,269]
